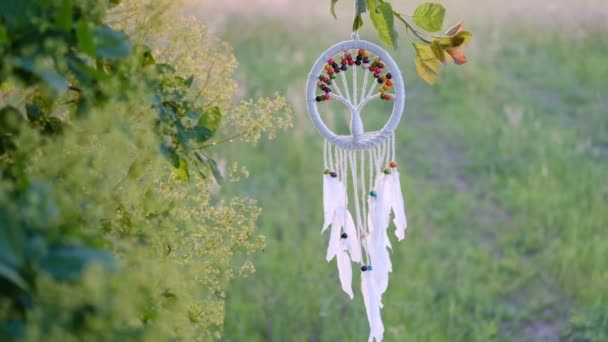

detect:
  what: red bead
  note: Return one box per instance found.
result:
[389,161,397,168]
[386,79,393,87]
[328,58,335,65]
[378,63,384,69]
[324,93,330,100]
[341,59,347,65]
[358,49,365,56]
[322,76,329,83]
[348,60,354,66]
[327,69,334,75]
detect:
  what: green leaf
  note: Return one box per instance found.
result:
[431,40,445,63]
[127,155,151,180]
[368,1,399,48]
[413,3,445,32]
[39,246,116,281]
[355,0,366,15]
[0,263,28,291]
[195,152,223,184]
[93,25,132,59]
[434,31,472,50]
[25,103,44,122]
[353,14,363,31]
[413,43,441,85]
[198,106,221,134]
[174,158,190,181]
[330,0,338,19]
[55,0,73,31]
[76,20,95,57]
[160,142,179,168]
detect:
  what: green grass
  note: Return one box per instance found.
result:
[212,16,607,342]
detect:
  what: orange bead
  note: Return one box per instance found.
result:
[325,65,331,71]
[386,79,393,87]
[389,161,397,168]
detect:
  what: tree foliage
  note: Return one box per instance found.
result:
[0,0,291,340]
[330,0,473,85]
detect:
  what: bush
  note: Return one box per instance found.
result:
[0,0,291,340]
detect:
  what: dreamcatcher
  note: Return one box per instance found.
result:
[306,32,407,342]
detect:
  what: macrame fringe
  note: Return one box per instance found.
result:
[322,135,408,342]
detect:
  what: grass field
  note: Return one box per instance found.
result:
[194,2,607,341]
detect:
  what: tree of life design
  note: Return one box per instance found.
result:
[307,40,405,150]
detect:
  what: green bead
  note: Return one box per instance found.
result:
[324,169,331,175]
[327,80,333,85]
[318,75,324,80]
[383,168,391,174]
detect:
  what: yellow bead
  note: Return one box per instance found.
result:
[374,57,380,63]
[325,65,331,70]
[363,52,370,58]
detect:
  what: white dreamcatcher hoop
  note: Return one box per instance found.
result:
[306,37,406,150]
[306,34,409,342]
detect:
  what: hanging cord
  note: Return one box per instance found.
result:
[323,139,329,170]
[391,133,396,162]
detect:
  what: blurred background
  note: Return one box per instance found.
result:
[190,1,607,341]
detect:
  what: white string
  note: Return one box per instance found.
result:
[365,78,379,101]
[360,66,369,105]
[360,150,367,249]
[391,133,396,162]
[332,76,345,99]
[323,140,328,170]
[328,142,334,171]
[340,70,352,103]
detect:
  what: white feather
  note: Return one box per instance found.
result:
[336,246,354,299]
[361,271,384,342]
[344,211,361,263]
[390,170,407,241]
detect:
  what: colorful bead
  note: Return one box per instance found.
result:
[341,232,348,239]
[322,76,329,83]
[386,79,393,87]
[327,68,334,75]
[374,57,380,63]
[383,168,391,174]
[362,57,370,64]
[389,161,397,168]
[315,96,322,102]
[324,65,331,71]
[356,54,363,61]
[348,60,354,66]
[328,58,335,65]
[332,62,339,68]
[361,265,368,272]
[333,68,340,74]
[386,72,392,79]
[324,93,330,100]
[327,80,333,85]
[378,62,384,69]
[355,60,362,66]
[324,169,332,174]
[330,171,337,178]
[340,65,347,71]
[373,72,380,78]
[370,190,377,197]
[363,51,370,58]
[330,74,336,79]
[341,59,347,65]
[367,265,373,271]
[377,78,384,84]
[358,49,365,56]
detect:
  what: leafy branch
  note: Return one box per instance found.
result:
[331,0,472,85]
